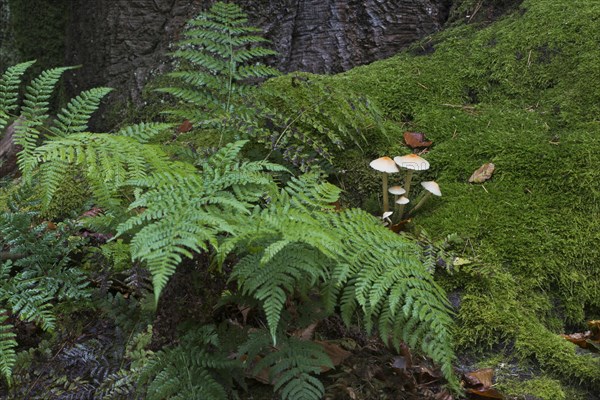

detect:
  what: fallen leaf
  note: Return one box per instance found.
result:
[177,119,193,133]
[561,320,600,351]
[404,131,433,148]
[464,368,494,388]
[292,322,318,340]
[468,163,495,183]
[315,340,352,369]
[390,218,412,233]
[463,368,504,399]
[561,332,592,348]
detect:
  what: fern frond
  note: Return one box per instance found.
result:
[0,311,17,384]
[0,60,36,131]
[116,122,173,143]
[242,332,332,400]
[49,87,113,137]
[140,326,240,400]
[14,65,77,176]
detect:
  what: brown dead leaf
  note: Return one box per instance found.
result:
[468,163,495,183]
[561,332,592,348]
[561,321,600,351]
[463,368,504,399]
[404,131,433,148]
[177,119,193,133]
[240,354,271,384]
[315,340,352,370]
[464,368,494,388]
[292,322,318,341]
[390,218,412,233]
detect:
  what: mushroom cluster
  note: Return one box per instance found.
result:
[370,153,441,223]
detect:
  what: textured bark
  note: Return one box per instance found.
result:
[63,0,450,122]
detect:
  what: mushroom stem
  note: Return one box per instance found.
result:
[408,192,431,216]
[397,170,414,219]
[382,173,390,213]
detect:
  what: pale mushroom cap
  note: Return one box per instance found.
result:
[370,156,399,173]
[393,154,430,171]
[382,211,394,219]
[388,186,406,195]
[396,196,410,205]
[421,181,442,196]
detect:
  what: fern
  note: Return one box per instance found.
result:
[0,312,17,384]
[158,1,279,144]
[0,210,91,383]
[139,326,241,400]
[221,172,458,387]
[240,330,332,400]
[13,65,77,177]
[116,139,286,302]
[254,73,390,170]
[0,60,35,131]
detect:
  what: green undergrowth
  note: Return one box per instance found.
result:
[263,0,600,393]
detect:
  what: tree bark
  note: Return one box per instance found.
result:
[62,0,451,128]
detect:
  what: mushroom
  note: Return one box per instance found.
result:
[396,196,410,205]
[370,156,399,213]
[393,154,430,218]
[409,181,442,216]
[388,186,406,213]
[381,211,394,226]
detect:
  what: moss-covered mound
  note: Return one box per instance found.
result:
[265,0,600,393]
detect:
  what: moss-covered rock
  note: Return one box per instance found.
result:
[263,0,600,394]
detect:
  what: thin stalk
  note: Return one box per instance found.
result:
[382,173,389,213]
[397,170,414,219]
[408,192,431,216]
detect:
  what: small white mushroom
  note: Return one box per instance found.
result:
[370,157,399,213]
[381,211,394,226]
[393,154,430,218]
[409,181,442,216]
[396,196,410,205]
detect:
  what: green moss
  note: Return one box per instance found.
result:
[263,0,600,391]
[499,376,566,400]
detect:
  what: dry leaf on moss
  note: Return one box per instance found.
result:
[404,131,433,148]
[468,163,495,183]
[463,368,504,399]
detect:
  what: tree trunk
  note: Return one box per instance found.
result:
[62,0,451,127]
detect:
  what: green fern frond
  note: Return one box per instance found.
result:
[117,141,284,302]
[0,312,17,384]
[0,60,36,131]
[241,331,332,400]
[140,326,240,400]
[49,87,113,137]
[116,122,173,143]
[14,65,77,176]
[158,2,279,145]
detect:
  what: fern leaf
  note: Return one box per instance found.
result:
[49,87,113,137]
[0,312,17,384]
[0,60,36,131]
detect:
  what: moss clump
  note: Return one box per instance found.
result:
[263,0,600,393]
[499,376,566,400]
